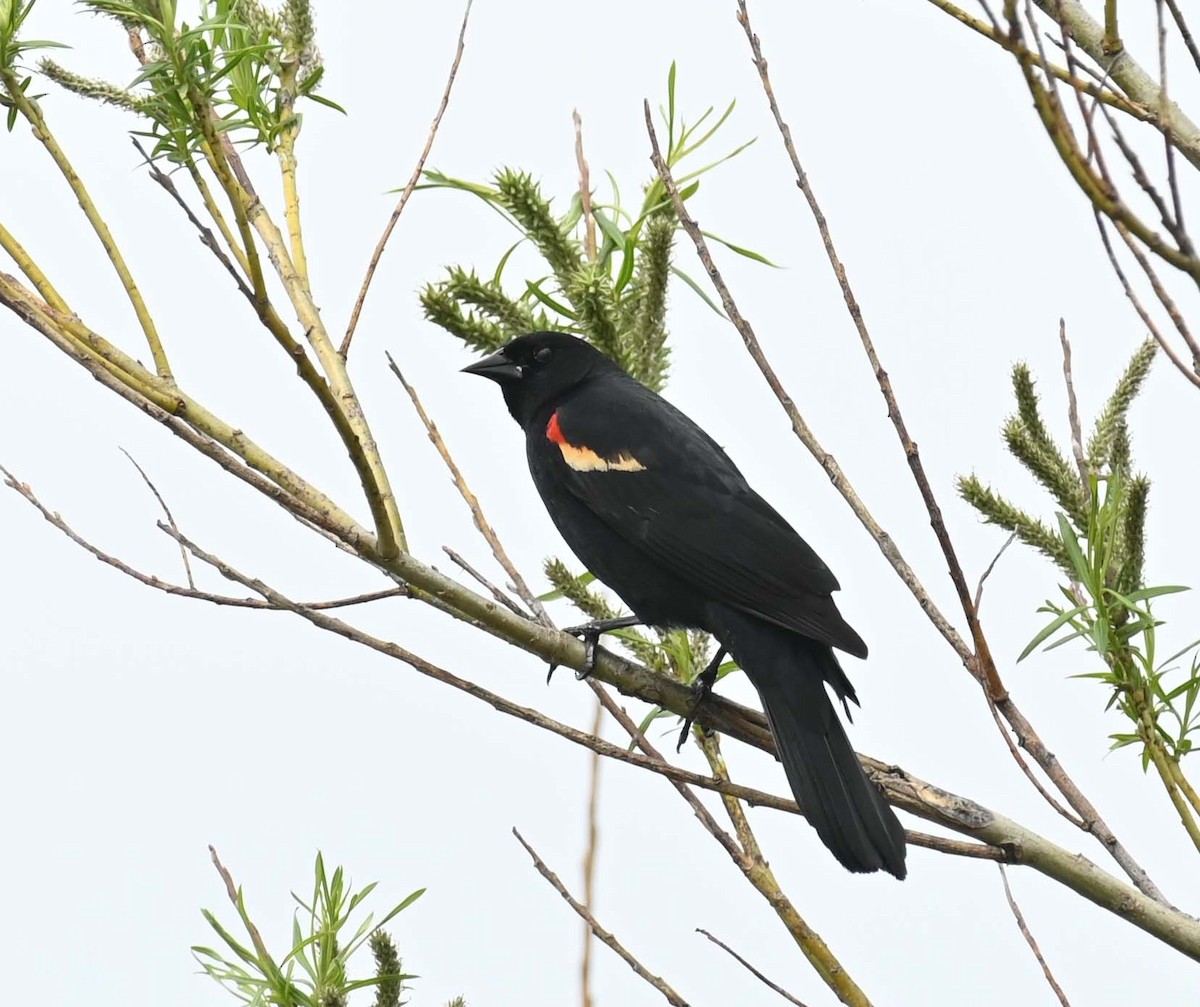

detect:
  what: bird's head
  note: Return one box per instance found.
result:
[462,331,616,427]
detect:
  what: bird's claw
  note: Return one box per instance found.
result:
[547,617,639,684]
[675,647,725,752]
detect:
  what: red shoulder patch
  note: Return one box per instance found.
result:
[546,410,567,445]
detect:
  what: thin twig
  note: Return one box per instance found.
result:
[340,0,473,357]
[998,865,1073,1006]
[514,829,690,1007]
[581,699,602,1007]
[442,546,528,617]
[974,533,1017,615]
[697,729,873,1007]
[1,463,405,611]
[120,447,195,588]
[1096,215,1200,389]
[1163,0,1200,75]
[735,0,1002,698]
[132,139,253,302]
[208,847,273,963]
[985,694,1085,828]
[387,352,551,622]
[574,109,597,262]
[922,0,1158,126]
[588,682,744,861]
[1058,320,1089,489]
[696,929,810,1007]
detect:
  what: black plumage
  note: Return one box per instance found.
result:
[464,331,906,878]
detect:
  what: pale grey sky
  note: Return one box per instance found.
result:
[3,2,1199,1005]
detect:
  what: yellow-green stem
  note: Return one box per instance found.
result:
[0,221,71,313]
[1169,760,1200,819]
[1,72,172,379]
[276,61,309,287]
[1133,689,1200,853]
[1103,0,1122,56]
[184,87,404,556]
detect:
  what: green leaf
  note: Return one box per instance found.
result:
[537,571,596,601]
[699,229,779,267]
[670,266,725,317]
[1056,513,1090,586]
[523,279,576,319]
[1018,601,1091,662]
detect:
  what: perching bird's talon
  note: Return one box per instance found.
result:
[676,647,725,752]
[552,615,643,682]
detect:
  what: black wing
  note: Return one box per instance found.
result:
[548,378,867,657]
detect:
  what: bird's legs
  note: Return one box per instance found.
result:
[676,646,726,752]
[547,615,644,683]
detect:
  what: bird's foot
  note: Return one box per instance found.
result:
[676,647,726,751]
[546,615,643,683]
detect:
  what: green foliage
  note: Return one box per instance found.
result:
[958,338,1156,584]
[23,0,341,163]
[0,0,68,131]
[1018,475,1200,766]
[961,338,1199,767]
[193,851,468,1007]
[420,63,771,392]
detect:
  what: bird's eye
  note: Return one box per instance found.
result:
[534,347,553,364]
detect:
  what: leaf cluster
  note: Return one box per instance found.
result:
[192,852,467,1007]
[21,0,339,163]
[420,63,771,392]
[960,339,1200,764]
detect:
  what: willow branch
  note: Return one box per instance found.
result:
[386,352,550,622]
[0,73,171,377]
[514,830,690,1007]
[696,930,810,1007]
[699,730,871,1006]
[998,865,1073,1007]
[1030,0,1200,167]
[923,0,1160,129]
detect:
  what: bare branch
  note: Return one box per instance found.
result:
[696,929,810,1007]
[574,109,597,262]
[1096,215,1200,389]
[514,829,690,1007]
[120,447,195,588]
[1058,320,1089,489]
[341,0,473,357]
[1163,0,1200,76]
[726,0,1167,905]
[387,352,551,623]
[132,138,253,302]
[581,699,602,1007]
[442,546,528,617]
[208,846,272,963]
[998,865,1074,1007]
[0,465,404,611]
[974,533,1017,615]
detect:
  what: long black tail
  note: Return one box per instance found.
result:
[708,606,907,878]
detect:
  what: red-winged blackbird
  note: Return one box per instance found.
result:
[464,331,906,878]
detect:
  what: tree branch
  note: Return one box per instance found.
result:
[514,829,690,1007]
[341,0,473,358]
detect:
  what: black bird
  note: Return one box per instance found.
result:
[464,331,906,878]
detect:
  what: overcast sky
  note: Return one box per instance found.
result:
[3,2,1200,1005]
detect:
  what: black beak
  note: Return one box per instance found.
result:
[461,351,523,383]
